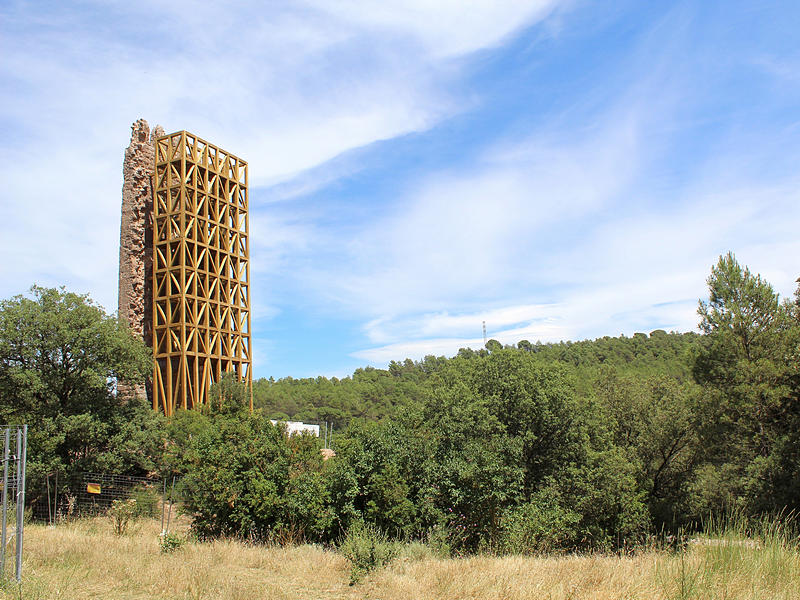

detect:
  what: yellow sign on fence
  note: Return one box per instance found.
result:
[86,483,101,495]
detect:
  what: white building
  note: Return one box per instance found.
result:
[270,420,320,437]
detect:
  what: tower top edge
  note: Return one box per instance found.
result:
[155,130,247,166]
[129,118,165,145]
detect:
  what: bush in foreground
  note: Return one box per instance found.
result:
[180,410,332,542]
[338,521,399,584]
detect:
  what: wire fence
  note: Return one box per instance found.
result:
[75,473,160,516]
[34,471,187,541]
[34,472,166,522]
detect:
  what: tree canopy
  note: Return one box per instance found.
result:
[0,286,161,505]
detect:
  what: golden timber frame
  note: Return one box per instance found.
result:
[152,131,252,415]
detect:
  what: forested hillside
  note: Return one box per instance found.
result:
[252,329,700,427]
[1,253,798,553]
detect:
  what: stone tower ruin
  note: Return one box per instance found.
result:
[118,119,162,403]
[118,120,252,414]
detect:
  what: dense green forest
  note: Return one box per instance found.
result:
[1,253,798,553]
[252,328,699,428]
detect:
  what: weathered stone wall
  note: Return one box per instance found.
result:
[118,118,164,403]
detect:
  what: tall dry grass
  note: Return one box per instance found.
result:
[2,516,798,599]
[1,518,349,600]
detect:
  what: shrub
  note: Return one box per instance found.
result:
[498,494,581,554]
[399,540,439,561]
[553,449,651,550]
[425,523,452,558]
[181,412,334,542]
[339,521,398,584]
[159,532,185,553]
[181,413,289,540]
[109,498,138,535]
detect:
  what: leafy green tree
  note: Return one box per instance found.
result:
[595,369,699,527]
[548,447,649,549]
[326,419,431,538]
[181,412,333,541]
[162,408,213,477]
[693,253,799,514]
[421,378,524,551]
[207,371,251,415]
[0,285,159,504]
[0,286,151,417]
[182,413,289,539]
[697,253,787,364]
[468,350,584,496]
[485,339,502,352]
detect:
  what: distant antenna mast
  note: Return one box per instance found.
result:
[482,321,487,347]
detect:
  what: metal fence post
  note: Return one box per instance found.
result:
[15,425,27,582]
[165,476,175,534]
[160,477,167,533]
[46,474,52,526]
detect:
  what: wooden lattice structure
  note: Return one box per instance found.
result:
[152,131,252,415]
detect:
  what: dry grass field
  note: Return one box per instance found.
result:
[2,517,798,600]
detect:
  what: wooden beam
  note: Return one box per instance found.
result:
[152,131,252,413]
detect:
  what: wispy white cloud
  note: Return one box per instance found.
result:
[250,212,316,277]
[351,180,800,365]
[306,0,563,58]
[308,97,647,319]
[365,303,560,344]
[296,6,800,369]
[0,0,563,309]
[3,1,799,378]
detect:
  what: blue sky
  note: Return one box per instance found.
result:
[2,1,799,379]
